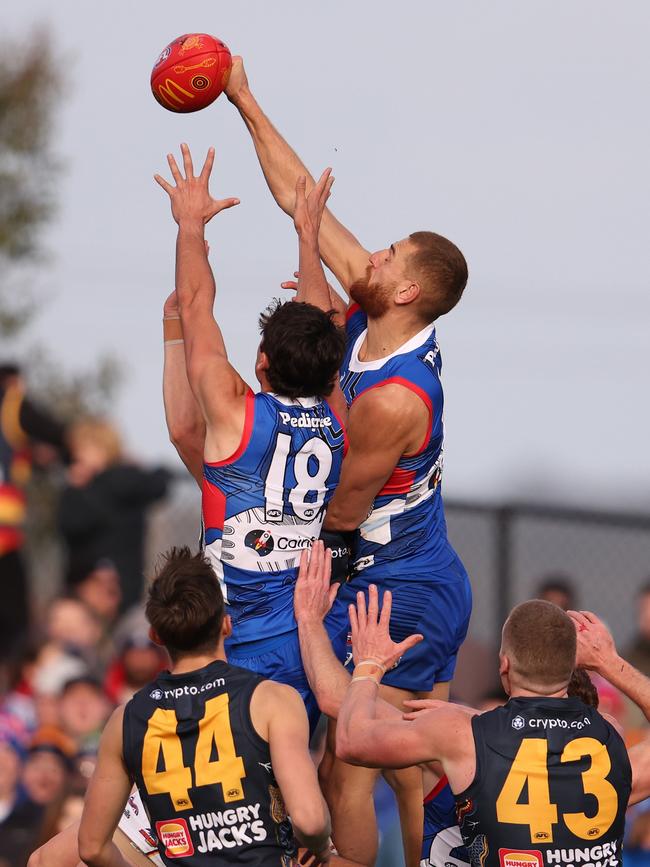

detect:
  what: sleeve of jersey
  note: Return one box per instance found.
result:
[345,303,368,342]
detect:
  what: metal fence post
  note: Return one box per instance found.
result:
[496,506,513,630]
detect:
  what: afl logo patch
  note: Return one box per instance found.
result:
[244,529,275,556]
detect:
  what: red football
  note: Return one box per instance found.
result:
[151,33,232,113]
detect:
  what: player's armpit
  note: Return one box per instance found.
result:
[323,385,428,532]
[78,706,133,867]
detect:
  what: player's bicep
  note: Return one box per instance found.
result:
[628,739,650,805]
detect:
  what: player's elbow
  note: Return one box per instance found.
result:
[335,727,365,765]
[291,800,330,841]
[77,829,104,866]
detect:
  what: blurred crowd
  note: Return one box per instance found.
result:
[0,364,169,865]
[2,364,650,865]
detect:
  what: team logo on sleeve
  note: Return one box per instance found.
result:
[156,819,194,858]
[244,529,275,556]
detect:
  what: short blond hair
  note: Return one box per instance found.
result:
[69,417,122,465]
[502,600,576,690]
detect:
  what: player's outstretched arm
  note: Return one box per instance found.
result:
[293,169,338,317]
[336,585,469,772]
[77,707,133,867]
[155,145,249,458]
[162,289,205,486]
[253,680,332,863]
[225,57,370,293]
[570,610,650,806]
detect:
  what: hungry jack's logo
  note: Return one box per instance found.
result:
[156,819,194,858]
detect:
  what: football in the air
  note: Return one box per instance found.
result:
[151,33,232,113]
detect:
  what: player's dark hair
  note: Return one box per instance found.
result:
[567,669,599,708]
[146,547,224,662]
[408,231,468,321]
[502,600,577,691]
[259,300,346,399]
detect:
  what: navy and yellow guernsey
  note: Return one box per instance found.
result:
[122,659,296,866]
[455,696,630,867]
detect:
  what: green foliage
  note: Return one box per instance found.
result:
[0,29,62,338]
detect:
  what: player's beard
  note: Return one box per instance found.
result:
[349,278,394,319]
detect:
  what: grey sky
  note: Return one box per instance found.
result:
[7,1,649,508]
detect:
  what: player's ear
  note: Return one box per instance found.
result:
[394,279,420,306]
[149,626,164,647]
[257,350,270,371]
[222,614,233,640]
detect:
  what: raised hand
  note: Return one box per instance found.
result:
[349,584,423,673]
[401,698,447,721]
[154,143,240,226]
[294,541,339,627]
[568,610,619,674]
[224,55,250,106]
[280,271,347,317]
[293,168,334,240]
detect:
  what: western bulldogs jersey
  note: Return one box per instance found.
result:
[122,659,296,866]
[422,777,468,867]
[203,390,345,646]
[341,305,456,578]
[456,696,631,867]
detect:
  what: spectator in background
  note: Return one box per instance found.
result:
[0,726,44,866]
[103,632,167,705]
[624,810,650,867]
[535,573,576,610]
[624,581,650,678]
[58,417,170,610]
[57,677,111,754]
[0,363,68,662]
[21,728,74,807]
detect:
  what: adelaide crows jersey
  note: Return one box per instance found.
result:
[455,696,630,867]
[341,305,457,579]
[122,659,296,866]
[202,389,345,646]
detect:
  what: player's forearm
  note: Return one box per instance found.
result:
[599,654,650,723]
[292,805,332,863]
[337,680,382,764]
[235,89,314,216]
[323,485,372,533]
[175,221,215,311]
[295,232,332,312]
[297,620,350,718]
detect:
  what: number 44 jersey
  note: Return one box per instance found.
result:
[456,696,631,867]
[202,390,346,646]
[122,659,296,866]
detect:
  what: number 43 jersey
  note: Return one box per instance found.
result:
[202,390,346,646]
[456,696,631,867]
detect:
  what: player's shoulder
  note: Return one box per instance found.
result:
[351,379,425,425]
[249,679,308,740]
[252,678,304,710]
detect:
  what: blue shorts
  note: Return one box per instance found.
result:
[227,630,320,735]
[324,554,472,693]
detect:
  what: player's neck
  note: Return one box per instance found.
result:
[363,314,429,361]
[509,686,569,700]
[170,648,227,676]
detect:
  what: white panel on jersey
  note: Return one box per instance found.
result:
[422,824,468,867]
[348,321,436,372]
[216,507,320,572]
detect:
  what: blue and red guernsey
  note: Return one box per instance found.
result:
[203,390,346,647]
[341,305,455,579]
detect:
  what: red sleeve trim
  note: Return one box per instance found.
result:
[356,376,433,456]
[423,775,449,805]
[204,388,256,467]
[346,303,361,322]
[329,404,349,458]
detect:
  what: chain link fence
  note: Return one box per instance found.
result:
[147,477,650,654]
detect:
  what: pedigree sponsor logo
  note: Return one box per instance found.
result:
[499,850,543,867]
[279,411,332,429]
[156,819,194,858]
